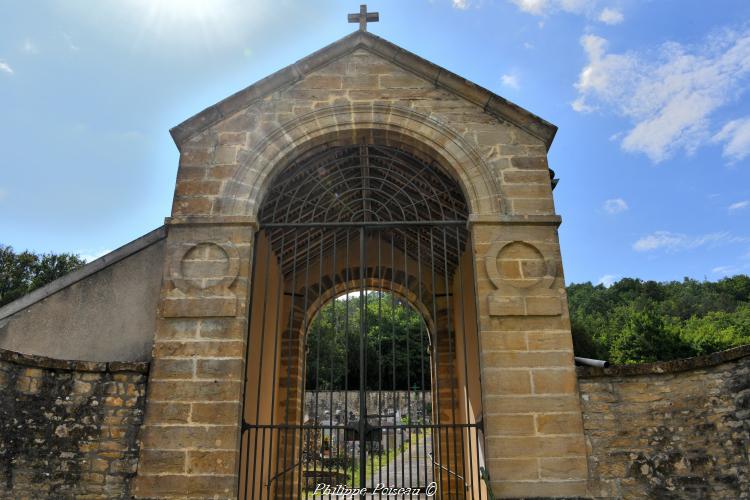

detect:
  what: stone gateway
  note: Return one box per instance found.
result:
[0,7,748,500]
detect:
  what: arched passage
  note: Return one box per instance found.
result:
[218,104,503,219]
[239,139,485,499]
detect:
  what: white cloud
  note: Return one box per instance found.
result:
[597,274,620,287]
[452,0,470,9]
[603,198,628,214]
[510,0,596,16]
[508,0,621,23]
[598,7,623,25]
[501,73,520,89]
[571,97,593,113]
[22,39,38,54]
[0,61,13,74]
[573,28,750,163]
[510,0,549,15]
[713,118,750,162]
[712,265,739,276]
[62,32,79,51]
[633,231,747,252]
[728,200,750,212]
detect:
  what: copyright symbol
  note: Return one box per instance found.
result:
[426,482,437,496]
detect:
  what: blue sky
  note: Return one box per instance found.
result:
[1,0,748,285]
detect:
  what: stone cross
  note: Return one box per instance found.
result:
[348,4,379,32]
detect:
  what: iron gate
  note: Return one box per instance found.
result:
[238,144,486,499]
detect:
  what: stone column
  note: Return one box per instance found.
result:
[471,215,588,498]
[133,218,255,499]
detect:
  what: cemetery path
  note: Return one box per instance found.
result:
[365,431,433,498]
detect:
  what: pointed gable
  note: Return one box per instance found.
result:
[170,31,557,150]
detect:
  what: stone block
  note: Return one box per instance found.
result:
[502,170,551,183]
[493,480,588,498]
[148,380,242,402]
[157,319,200,340]
[199,318,245,339]
[139,450,186,474]
[187,450,237,475]
[510,156,548,170]
[192,402,241,424]
[527,331,573,351]
[196,359,244,380]
[536,412,583,435]
[174,180,222,196]
[144,402,191,424]
[511,197,555,214]
[485,435,586,458]
[488,295,525,316]
[482,369,532,395]
[161,297,238,318]
[482,351,572,369]
[486,458,538,480]
[140,425,237,450]
[485,395,581,414]
[153,340,245,358]
[532,369,577,394]
[484,414,535,436]
[480,331,527,351]
[525,295,562,316]
[151,358,194,380]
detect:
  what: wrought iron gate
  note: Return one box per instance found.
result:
[239,144,486,499]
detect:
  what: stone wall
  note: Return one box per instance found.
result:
[579,345,750,499]
[0,226,165,362]
[303,391,431,422]
[0,348,147,499]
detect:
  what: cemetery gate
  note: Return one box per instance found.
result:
[238,142,487,499]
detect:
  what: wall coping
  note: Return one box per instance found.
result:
[0,226,167,320]
[0,346,149,373]
[577,344,750,379]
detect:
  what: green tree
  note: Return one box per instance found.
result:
[305,292,430,391]
[0,245,85,307]
[567,275,750,364]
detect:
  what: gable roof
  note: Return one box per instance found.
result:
[170,30,557,150]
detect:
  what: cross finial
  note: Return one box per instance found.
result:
[348,4,379,32]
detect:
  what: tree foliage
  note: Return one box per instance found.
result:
[568,275,750,364]
[0,245,86,307]
[305,292,431,391]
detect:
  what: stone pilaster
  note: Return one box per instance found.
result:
[471,216,588,498]
[133,219,255,499]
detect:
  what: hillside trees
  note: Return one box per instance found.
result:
[568,275,750,364]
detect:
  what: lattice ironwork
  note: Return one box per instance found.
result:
[260,144,469,279]
[239,143,485,499]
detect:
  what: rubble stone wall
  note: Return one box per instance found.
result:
[578,345,750,499]
[0,348,147,499]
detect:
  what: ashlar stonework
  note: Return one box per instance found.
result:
[132,29,586,499]
[5,24,745,500]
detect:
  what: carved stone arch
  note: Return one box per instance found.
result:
[218,103,502,218]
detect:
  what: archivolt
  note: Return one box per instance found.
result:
[218,104,501,218]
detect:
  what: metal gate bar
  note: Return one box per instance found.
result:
[238,143,486,499]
